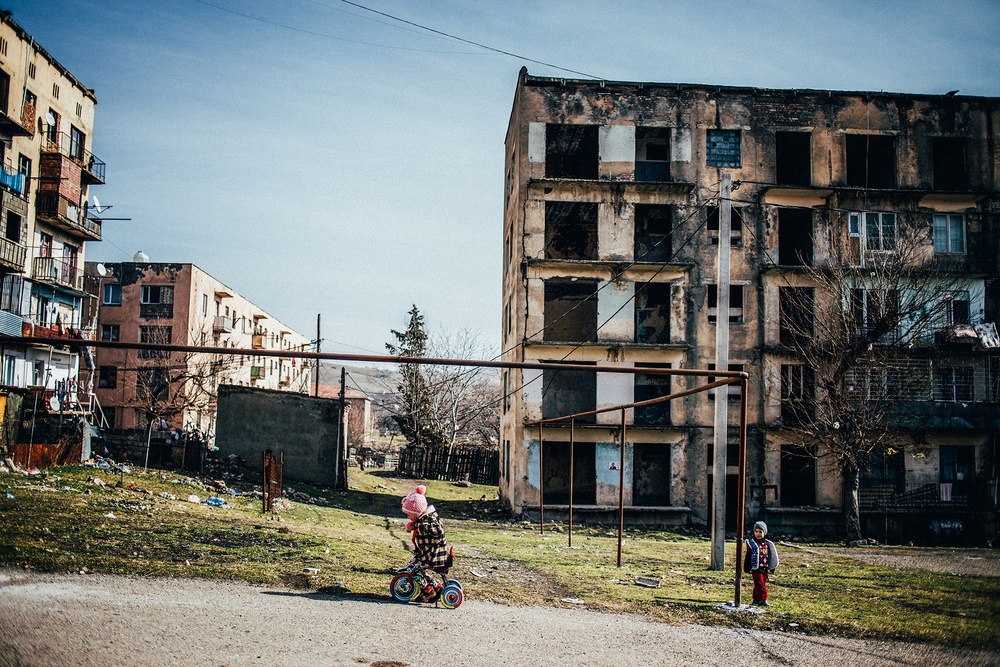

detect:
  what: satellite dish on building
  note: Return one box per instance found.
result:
[45,111,55,125]
[96,263,107,277]
[92,195,101,211]
[48,396,60,412]
[133,250,149,262]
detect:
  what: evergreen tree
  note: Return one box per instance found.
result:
[386,306,444,447]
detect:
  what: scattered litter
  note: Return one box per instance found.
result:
[469,569,486,578]
[669,570,683,575]
[186,495,200,504]
[205,497,226,507]
[5,493,13,499]
[716,602,764,615]
[560,598,585,605]
[159,492,176,500]
[303,568,320,575]
[800,563,812,568]
[184,560,190,566]
[788,623,800,629]
[104,512,115,519]
[635,577,661,589]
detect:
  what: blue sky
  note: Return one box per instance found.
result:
[6,0,999,356]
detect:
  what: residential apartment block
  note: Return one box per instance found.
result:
[501,68,999,541]
[87,260,312,436]
[0,14,106,402]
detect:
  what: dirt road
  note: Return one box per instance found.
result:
[0,570,995,667]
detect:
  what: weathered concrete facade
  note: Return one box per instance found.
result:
[501,69,1000,539]
[216,384,344,488]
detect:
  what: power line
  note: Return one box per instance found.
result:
[336,0,602,79]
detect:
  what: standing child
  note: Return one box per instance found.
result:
[744,520,779,607]
[401,485,450,602]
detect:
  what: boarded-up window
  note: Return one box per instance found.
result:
[634,204,672,261]
[545,124,598,179]
[635,282,671,344]
[632,443,671,506]
[846,134,896,188]
[545,201,598,260]
[542,441,596,505]
[775,131,811,186]
[543,279,598,343]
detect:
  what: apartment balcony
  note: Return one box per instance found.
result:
[31,256,84,291]
[0,236,26,272]
[0,105,33,138]
[34,193,102,241]
[41,130,106,185]
[250,366,265,380]
[213,315,233,333]
[251,334,264,349]
[0,166,26,197]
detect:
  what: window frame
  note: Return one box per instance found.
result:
[933,214,966,254]
[102,283,121,305]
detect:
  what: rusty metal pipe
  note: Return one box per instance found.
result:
[734,375,749,606]
[617,408,626,568]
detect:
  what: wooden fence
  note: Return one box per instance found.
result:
[395,444,499,485]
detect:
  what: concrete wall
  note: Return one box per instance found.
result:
[216,384,345,488]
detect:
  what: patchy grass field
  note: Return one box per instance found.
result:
[1,462,997,649]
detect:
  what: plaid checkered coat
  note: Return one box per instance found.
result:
[412,506,449,569]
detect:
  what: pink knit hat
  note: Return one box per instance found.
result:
[401,485,428,516]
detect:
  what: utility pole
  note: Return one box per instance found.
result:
[338,366,347,489]
[711,173,732,571]
[314,314,321,397]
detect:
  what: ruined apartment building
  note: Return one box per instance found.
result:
[501,68,999,537]
[86,261,313,435]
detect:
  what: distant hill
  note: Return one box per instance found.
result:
[317,362,400,400]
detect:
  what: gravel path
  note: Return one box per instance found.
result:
[1,570,996,667]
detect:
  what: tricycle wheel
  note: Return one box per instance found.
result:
[440,583,463,609]
[390,573,417,602]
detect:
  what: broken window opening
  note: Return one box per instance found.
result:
[541,360,597,424]
[707,284,744,324]
[860,448,904,493]
[634,363,671,426]
[635,282,671,345]
[632,442,671,506]
[706,129,741,168]
[780,363,814,425]
[544,201,598,260]
[934,366,974,402]
[849,288,899,345]
[777,208,813,266]
[780,444,817,506]
[706,206,744,247]
[634,204,673,261]
[545,124,598,179]
[542,440,597,505]
[779,286,814,345]
[932,137,967,191]
[846,134,896,189]
[939,445,975,497]
[543,279,598,343]
[946,291,970,326]
[635,127,670,182]
[775,131,812,186]
[97,365,117,389]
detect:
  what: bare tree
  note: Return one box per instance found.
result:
[773,215,972,542]
[425,328,501,450]
[128,324,241,434]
